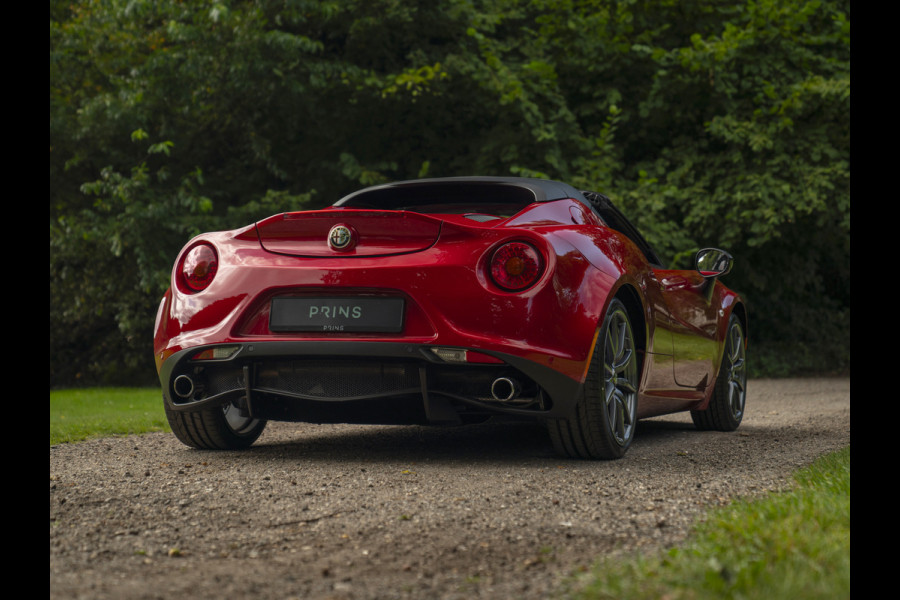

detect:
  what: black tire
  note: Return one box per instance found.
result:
[691,315,746,431]
[165,399,267,450]
[548,298,639,459]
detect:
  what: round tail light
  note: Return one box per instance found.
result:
[181,243,218,292]
[490,241,543,291]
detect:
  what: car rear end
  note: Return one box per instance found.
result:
[154,182,617,438]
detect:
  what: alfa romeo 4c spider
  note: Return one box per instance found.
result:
[154,177,747,459]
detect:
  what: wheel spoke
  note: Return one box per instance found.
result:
[605,331,618,370]
[611,390,634,443]
[728,382,744,414]
[615,320,627,362]
[615,376,636,393]
[729,329,742,362]
[604,361,615,379]
[605,379,616,405]
[607,390,618,425]
[613,347,633,372]
[618,393,634,426]
[615,399,625,440]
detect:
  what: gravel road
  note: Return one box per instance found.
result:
[50,378,850,599]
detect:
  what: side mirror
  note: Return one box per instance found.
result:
[695,248,733,278]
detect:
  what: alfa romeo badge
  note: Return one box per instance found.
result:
[328,224,355,250]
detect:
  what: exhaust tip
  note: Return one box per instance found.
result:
[491,377,521,402]
[173,375,195,399]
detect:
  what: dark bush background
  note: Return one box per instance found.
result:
[50,0,849,386]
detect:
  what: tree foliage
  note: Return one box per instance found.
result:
[50,0,850,385]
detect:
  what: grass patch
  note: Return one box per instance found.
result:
[50,387,170,445]
[572,446,850,599]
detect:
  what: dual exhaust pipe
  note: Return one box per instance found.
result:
[173,374,203,399]
[490,377,521,402]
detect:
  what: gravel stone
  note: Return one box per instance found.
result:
[50,378,850,599]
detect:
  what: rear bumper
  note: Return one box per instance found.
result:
[159,341,584,423]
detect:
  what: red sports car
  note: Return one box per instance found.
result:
[154,177,747,459]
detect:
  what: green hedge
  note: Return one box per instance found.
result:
[50,0,849,385]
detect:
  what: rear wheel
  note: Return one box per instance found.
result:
[691,315,746,431]
[548,298,638,459]
[165,399,266,450]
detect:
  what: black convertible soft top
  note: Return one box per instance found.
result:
[333,176,595,212]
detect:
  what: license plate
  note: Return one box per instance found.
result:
[269,297,405,333]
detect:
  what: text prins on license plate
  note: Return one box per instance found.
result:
[309,303,362,330]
